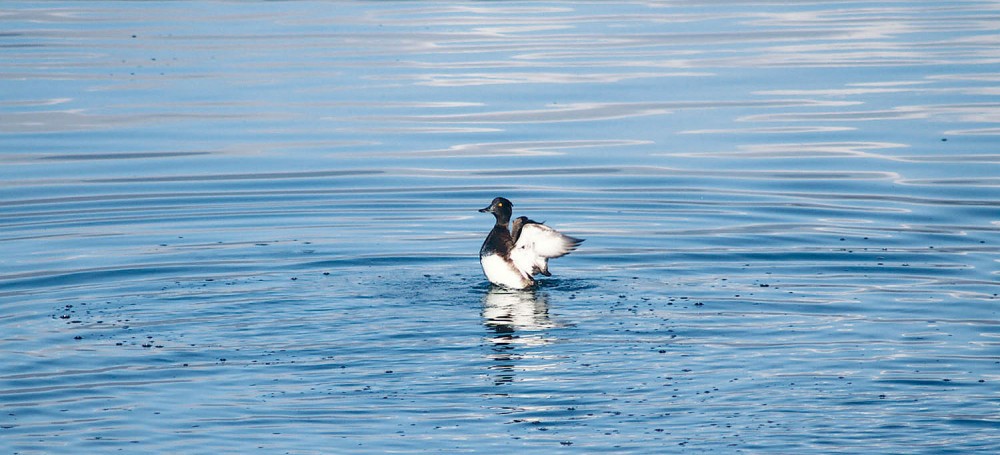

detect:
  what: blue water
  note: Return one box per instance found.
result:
[2,1,999,453]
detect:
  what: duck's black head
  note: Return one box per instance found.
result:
[479,197,513,225]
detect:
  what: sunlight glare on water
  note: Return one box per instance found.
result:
[2,1,999,453]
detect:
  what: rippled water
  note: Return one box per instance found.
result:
[2,1,999,453]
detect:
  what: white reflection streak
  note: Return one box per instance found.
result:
[740,107,927,122]
[398,102,672,124]
[390,100,854,125]
[398,139,651,158]
[679,126,856,134]
[743,103,1000,123]
[944,127,1000,136]
[661,141,909,161]
[404,71,689,87]
[0,98,73,107]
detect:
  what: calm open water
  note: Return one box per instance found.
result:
[2,1,999,453]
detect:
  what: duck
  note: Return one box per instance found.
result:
[478,197,584,289]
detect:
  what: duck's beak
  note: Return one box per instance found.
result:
[478,205,492,213]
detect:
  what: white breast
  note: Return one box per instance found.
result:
[480,253,532,289]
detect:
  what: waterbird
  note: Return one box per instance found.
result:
[479,197,583,289]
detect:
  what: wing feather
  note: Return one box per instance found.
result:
[510,222,583,277]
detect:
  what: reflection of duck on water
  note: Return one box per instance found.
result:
[482,287,555,386]
[482,287,553,335]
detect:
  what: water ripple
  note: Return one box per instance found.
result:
[2,1,999,453]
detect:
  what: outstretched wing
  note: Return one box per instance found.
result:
[510,220,583,277]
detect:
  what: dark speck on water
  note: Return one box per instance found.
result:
[1,1,998,453]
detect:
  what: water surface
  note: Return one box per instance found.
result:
[2,1,999,453]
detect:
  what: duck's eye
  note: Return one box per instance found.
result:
[497,202,503,207]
